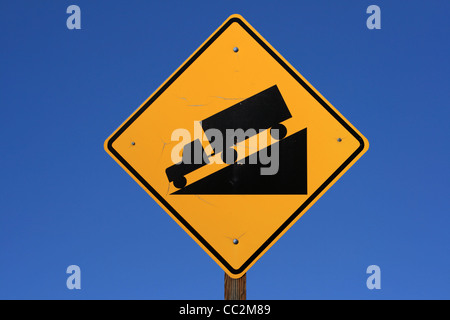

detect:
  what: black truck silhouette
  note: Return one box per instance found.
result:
[166,85,292,189]
[165,139,209,189]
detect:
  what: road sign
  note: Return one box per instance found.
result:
[104,14,369,278]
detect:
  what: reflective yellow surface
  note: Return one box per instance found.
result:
[105,14,369,278]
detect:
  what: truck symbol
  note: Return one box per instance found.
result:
[166,139,209,189]
[165,85,292,189]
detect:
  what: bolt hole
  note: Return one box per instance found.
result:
[233,47,239,53]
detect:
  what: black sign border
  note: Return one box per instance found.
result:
[106,16,366,276]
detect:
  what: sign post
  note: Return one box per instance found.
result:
[225,273,246,300]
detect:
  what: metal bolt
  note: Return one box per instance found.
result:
[233,47,239,53]
[337,138,342,142]
[233,239,239,245]
[131,142,136,145]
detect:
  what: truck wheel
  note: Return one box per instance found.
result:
[221,148,238,164]
[270,124,287,140]
[173,177,187,189]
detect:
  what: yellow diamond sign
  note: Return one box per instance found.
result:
[105,14,369,278]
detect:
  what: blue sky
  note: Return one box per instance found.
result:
[0,0,449,299]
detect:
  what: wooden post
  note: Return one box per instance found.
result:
[224,273,246,300]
